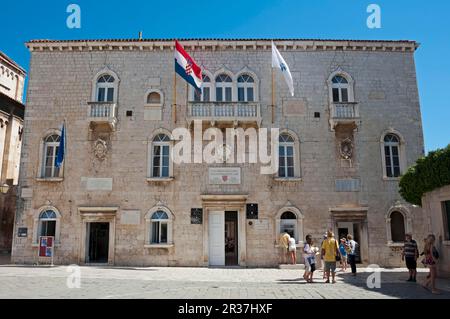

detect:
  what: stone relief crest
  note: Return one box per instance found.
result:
[340,138,353,160]
[93,138,108,160]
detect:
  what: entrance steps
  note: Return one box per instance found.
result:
[278,264,305,270]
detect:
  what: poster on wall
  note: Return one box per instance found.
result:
[38,236,54,257]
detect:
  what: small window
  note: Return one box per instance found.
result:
[147,92,161,104]
[390,211,405,243]
[150,211,169,244]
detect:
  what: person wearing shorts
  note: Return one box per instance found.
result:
[402,233,419,282]
[321,230,340,284]
[303,235,317,283]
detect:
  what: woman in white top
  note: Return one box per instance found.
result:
[288,236,297,264]
[303,234,317,283]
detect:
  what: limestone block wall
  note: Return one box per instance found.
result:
[12,40,426,267]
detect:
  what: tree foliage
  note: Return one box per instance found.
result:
[399,145,450,206]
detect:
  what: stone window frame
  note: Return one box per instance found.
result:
[214,71,234,102]
[274,129,302,181]
[190,69,214,102]
[275,206,304,245]
[147,128,174,182]
[36,129,64,182]
[91,68,120,103]
[236,67,259,102]
[327,70,355,104]
[385,205,412,246]
[32,205,62,246]
[144,205,175,248]
[145,88,164,107]
[380,129,407,181]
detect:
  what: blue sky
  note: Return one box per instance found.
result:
[2,0,449,152]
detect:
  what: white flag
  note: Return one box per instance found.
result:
[271,41,294,97]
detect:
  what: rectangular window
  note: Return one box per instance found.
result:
[332,88,340,102]
[151,221,159,243]
[247,88,254,102]
[97,88,105,102]
[341,88,349,102]
[193,90,201,102]
[152,145,169,178]
[443,201,450,240]
[216,88,223,102]
[203,87,210,102]
[238,87,245,102]
[160,223,168,243]
[151,221,168,244]
[385,146,392,177]
[225,87,232,102]
[106,88,114,102]
[40,221,56,237]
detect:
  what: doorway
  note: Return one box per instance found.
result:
[225,211,238,266]
[337,222,362,263]
[87,222,109,263]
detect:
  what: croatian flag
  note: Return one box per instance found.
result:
[174,40,202,92]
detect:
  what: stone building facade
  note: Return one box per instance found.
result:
[0,51,26,254]
[12,39,426,267]
[422,185,450,277]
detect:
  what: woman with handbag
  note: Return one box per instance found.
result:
[422,234,440,294]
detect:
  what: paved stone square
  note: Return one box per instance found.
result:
[0,264,449,299]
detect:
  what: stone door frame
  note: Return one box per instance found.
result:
[201,195,247,267]
[78,207,118,265]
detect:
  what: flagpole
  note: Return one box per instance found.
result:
[173,68,177,124]
[271,67,275,124]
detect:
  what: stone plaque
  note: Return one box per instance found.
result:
[21,188,33,199]
[121,210,141,225]
[144,107,162,121]
[208,167,241,185]
[253,219,269,231]
[85,178,113,191]
[282,99,307,116]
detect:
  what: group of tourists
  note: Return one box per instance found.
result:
[279,230,440,293]
[280,230,358,284]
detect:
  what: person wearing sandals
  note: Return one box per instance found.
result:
[321,230,340,284]
[339,238,348,272]
[402,233,419,282]
[422,234,440,294]
[303,235,317,283]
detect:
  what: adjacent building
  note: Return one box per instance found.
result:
[0,51,26,254]
[12,38,426,267]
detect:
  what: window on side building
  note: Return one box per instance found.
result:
[390,211,406,243]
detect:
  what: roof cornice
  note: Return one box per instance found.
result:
[25,38,419,53]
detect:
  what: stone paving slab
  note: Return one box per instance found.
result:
[0,265,449,299]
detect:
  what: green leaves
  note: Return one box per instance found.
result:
[399,145,450,206]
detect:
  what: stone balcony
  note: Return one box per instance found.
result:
[329,102,360,130]
[187,102,262,127]
[87,102,117,131]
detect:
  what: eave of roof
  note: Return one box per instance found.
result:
[0,51,27,75]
